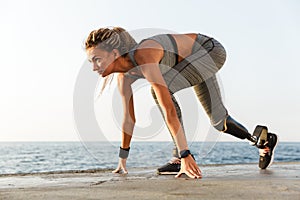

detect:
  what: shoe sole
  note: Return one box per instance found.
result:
[157,171,178,175]
[268,134,278,168]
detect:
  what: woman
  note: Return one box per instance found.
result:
[85,27,278,178]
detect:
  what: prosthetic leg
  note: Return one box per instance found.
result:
[214,115,258,144]
[213,115,273,148]
[214,116,278,169]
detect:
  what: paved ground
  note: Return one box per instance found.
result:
[0,162,299,200]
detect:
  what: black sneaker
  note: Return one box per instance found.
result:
[157,158,181,174]
[258,133,278,169]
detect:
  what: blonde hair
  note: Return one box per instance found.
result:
[85,27,137,96]
[85,27,137,56]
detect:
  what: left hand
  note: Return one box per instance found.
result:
[175,155,202,179]
[112,158,128,174]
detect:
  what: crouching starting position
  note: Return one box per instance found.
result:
[85,27,278,178]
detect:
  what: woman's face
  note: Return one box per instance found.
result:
[87,47,116,77]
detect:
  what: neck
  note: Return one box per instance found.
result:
[115,54,135,73]
[102,54,134,77]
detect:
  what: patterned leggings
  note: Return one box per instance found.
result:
[151,34,228,158]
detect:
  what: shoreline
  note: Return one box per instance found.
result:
[1,161,299,177]
[1,162,299,200]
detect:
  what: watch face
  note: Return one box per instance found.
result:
[180,150,190,158]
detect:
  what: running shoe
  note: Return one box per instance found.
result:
[258,133,278,169]
[157,158,181,174]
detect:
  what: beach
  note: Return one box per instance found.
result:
[0,162,299,200]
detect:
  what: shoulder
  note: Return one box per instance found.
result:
[134,37,164,65]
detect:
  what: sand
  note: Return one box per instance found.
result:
[0,162,299,200]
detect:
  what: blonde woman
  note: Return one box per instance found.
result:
[85,27,278,178]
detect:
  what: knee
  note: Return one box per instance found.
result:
[211,39,227,70]
[213,121,225,132]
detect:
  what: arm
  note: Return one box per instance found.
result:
[118,73,136,149]
[112,73,136,174]
[135,41,201,178]
[135,54,188,152]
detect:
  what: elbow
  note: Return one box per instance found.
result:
[122,118,136,135]
[123,116,136,127]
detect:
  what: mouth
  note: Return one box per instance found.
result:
[97,70,104,75]
[97,70,106,77]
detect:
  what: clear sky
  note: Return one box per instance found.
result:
[0,0,299,142]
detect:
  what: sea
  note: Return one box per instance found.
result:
[0,142,299,175]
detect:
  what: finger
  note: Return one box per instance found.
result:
[190,164,200,173]
[188,169,201,179]
[120,164,127,173]
[122,168,128,174]
[194,171,202,178]
[177,170,195,179]
[175,171,183,178]
[187,165,201,177]
[185,170,197,179]
[197,168,202,176]
[191,164,201,173]
[112,168,120,173]
[192,166,202,177]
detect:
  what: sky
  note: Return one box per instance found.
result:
[0,0,299,142]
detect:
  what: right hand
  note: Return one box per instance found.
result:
[112,158,128,174]
[175,155,202,179]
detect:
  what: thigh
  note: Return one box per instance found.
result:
[193,75,228,125]
[162,39,226,94]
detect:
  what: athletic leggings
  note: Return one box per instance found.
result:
[150,34,228,158]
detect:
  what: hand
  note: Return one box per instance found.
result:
[112,158,128,174]
[175,155,202,179]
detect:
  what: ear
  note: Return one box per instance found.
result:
[112,49,121,59]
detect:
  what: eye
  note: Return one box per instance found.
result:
[95,58,102,66]
[94,58,101,62]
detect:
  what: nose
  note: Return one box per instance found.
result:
[93,63,99,71]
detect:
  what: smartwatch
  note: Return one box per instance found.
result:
[180,149,191,158]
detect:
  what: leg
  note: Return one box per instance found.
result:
[151,88,185,174]
[193,74,278,169]
[151,87,184,158]
[193,75,257,143]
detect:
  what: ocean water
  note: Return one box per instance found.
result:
[0,142,299,175]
